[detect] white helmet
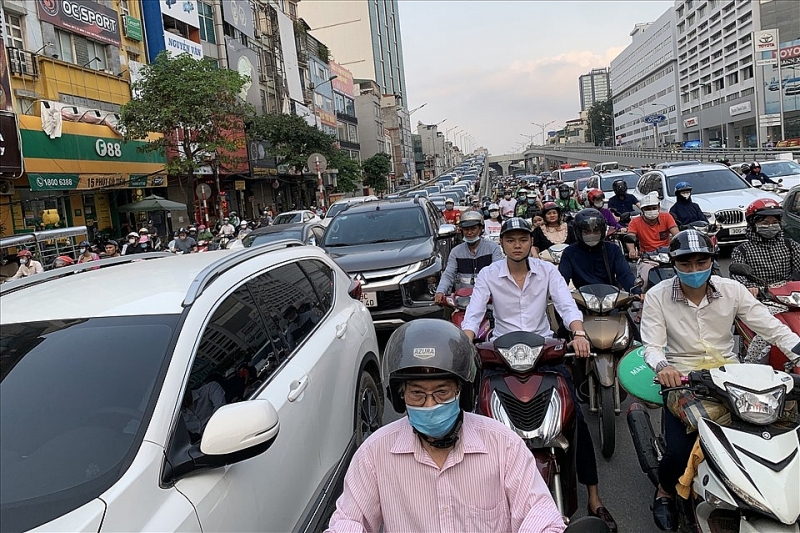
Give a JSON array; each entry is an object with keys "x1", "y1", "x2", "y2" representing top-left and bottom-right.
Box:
[{"x1": 640, "y1": 192, "x2": 660, "y2": 209}]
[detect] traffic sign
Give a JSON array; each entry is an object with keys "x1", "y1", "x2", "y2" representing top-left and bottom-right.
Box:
[
  {"x1": 644, "y1": 114, "x2": 667, "y2": 124},
  {"x1": 307, "y1": 153, "x2": 328, "y2": 173},
  {"x1": 195, "y1": 183, "x2": 212, "y2": 200}
]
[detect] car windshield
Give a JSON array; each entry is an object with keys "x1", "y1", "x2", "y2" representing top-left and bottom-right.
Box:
[
  {"x1": 760, "y1": 161, "x2": 800, "y2": 178},
  {"x1": 563, "y1": 168, "x2": 594, "y2": 180},
  {"x1": 665, "y1": 168, "x2": 749, "y2": 196},
  {"x1": 324, "y1": 207, "x2": 429, "y2": 246},
  {"x1": 243, "y1": 228, "x2": 303, "y2": 247},
  {"x1": 273, "y1": 213, "x2": 300, "y2": 225},
  {"x1": 325, "y1": 203, "x2": 352, "y2": 219},
  {"x1": 600, "y1": 173, "x2": 640, "y2": 192},
  {"x1": 0, "y1": 316, "x2": 178, "y2": 532}
]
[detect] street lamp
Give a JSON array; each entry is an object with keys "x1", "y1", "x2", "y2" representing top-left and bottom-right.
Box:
[
  {"x1": 408, "y1": 103, "x2": 427, "y2": 115},
  {"x1": 531, "y1": 121, "x2": 555, "y2": 146},
  {"x1": 520, "y1": 133, "x2": 535, "y2": 150},
  {"x1": 308, "y1": 75, "x2": 338, "y2": 129}
]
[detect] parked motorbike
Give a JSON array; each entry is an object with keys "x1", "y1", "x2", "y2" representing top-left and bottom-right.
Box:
[
  {"x1": 444, "y1": 286, "x2": 492, "y2": 342},
  {"x1": 571, "y1": 284, "x2": 637, "y2": 458},
  {"x1": 625, "y1": 360, "x2": 800, "y2": 533},
  {"x1": 730, "y1": 262, "x2": 800, "y2": 373},
  {"x1": 475, "y1": 331, "x2": 583, "y2": 517}
]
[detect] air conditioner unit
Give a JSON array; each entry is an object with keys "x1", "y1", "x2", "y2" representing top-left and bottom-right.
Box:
[{"x1": 0, "y1": 180, "x2": 15, "y2": 196}]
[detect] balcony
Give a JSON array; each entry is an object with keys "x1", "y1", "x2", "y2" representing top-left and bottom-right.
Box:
[
  {"x1": 335, "y1": 110, "x2": 358, "y2": 124},
  {"x1": 7, "y1": 47, "x2": 38, "y2": 77}
]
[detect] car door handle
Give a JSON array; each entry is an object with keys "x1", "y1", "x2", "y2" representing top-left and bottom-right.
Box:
[
  {"x1": 287, "y1": 375, "x2": 309, "y2": 402},
  {"x1": 335, "y1": 322, "x2": 348, "y2": 338}
]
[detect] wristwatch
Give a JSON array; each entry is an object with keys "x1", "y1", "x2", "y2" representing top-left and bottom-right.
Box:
[{"x1": 571, "y1": 330, "x2": 587, "y2": 339}]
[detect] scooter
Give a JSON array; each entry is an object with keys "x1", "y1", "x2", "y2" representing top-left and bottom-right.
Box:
[
  {"x1": 571, "y1": 284, "x2": 637, "y2": 458},
  {"x1": 730, "y1": 262, "x2": 800, "y2": 374},
  {"x1": 444, "y1": 286, "x2": 492, "y2": 342},
  {"x1": 540, "y1": 243, "x2": 568, "y2": 265},
  {"x1": 624, "y1": 359, "x2": 800, "y2": 533},
  {"x1": 475, "y1": 332, "x2": 582, "y2": 518}
]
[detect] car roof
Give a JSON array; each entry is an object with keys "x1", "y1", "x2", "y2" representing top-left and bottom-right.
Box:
[
  {"x1": 343, "y1": 198, "x2": 427, "y2": 214},
  {"x1": 656, "y1": 163, "x2": 732, "y2": 176},
  {"x1": 276, "y1": 210, "x2": 310, "y2": 216},
  {"x1": 330, "y1": 195, "x2": 378, "y2": 205},
  {"x1": 248, "y1": 222, "x2": 313, "y2": 236}
]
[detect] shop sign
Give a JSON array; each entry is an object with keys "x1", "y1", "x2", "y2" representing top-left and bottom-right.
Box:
[
  {"x1": 221, "y1": 0, "x2": 254, "y2": 39},
  {"x1": 28, "y1": 173, "x2": 167, "y2": 191},
  {"x1": 754, "y1": 30, "x2": 779, "y2": 52},
  {"x1": 0, "y1": 112, "x2": 24, "y2": 177},
  {"x1": 729, "y1": 101, "x2": 751, "y2": 117},
  {"x1": 683, "y1": 116, "x2": 699, "y2": 128},
  {"x1": 36, "y1": 0, "x2": 121, "y2": 47},
  {"x1": 159, "y1": 0, "x2": 199, "y2": 29},
  {"x1": 165, "y1": 33, "x2": 203, "y2": 60},
  {"x1": 249, "y1": 140, "x2": 277, "y2": 171},
  {"x1": 124, "y1": 15, "x2": 143, "y2": 41}
]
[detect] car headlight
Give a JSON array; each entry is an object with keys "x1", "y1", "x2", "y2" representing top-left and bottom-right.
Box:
[
  {"x1": 498, "y1": 343, "x2": 543, "y2": 372},
  {"x1": 776, "y1": 292, "x2": 800, "y2": 307},
  {"x1": 725, "y1": 384, "x2": 784, "y2": 425},
  {"x1": 406, "y1": 257, "x2": 436, "y2": 275}
]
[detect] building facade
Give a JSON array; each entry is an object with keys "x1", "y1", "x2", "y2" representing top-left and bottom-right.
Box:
[
  {"x1": 579, "y1": 68, "x2": 610, "y2": 111},
  {"x1": 610, "y1": 8, "x2": 681, "y2": 148},
  {"x1": 354, "y1": 79, "x2": 385, "y2": 159},
  {"x1": 330, "y1": 60, "x2": 360, "y2": 162}
]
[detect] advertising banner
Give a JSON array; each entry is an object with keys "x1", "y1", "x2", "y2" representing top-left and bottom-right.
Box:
[
  {"x1": 159, "y1": 0, "x2": 199, "y2": 29},
  {"x1": 28, "y1": 173, "x2": 166, "y2": 191},
  {"x1": 276, "y1": 9, "x2": 304, "y2": 103},
  {"x1": 221, "y1": 0, "x2": 254, "y2": 39},
  {"x1": 36, "y1": 0, "x2": 121, "y2": 47},
  {"x1": 225, "y1": 37, "x2": 261, "y2": 109},
  {"x1": 249, "y1": 140, "x2": 278, "y2": 176},
  {"x1": 165, "y1": 33, "x2": 203, "y2": 60},
  {"x1": 0, "y1": 112, "x2": 24, "y2": 177},
  {"x1": 760, "y1": 38, "x2": 800, "y2": 115},
  {"x1": 329, "y1": 61, "x2": 355, "y2": 97}
]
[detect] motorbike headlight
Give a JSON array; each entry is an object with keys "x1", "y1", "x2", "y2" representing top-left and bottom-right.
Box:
[
  {"x1": 497, "y1": 343, "x2": 543, "y2": 372},
  {"x1": 654, "y1": 252, "x2": 671, "y2": 264},
  {"x1": 580, "y1": 292, "x2": 601, "y2": 312},
  {"x1": 455, "y1": 296, "x2": 471, "y2": 309},
  {"x1": 612, "y1": 321, "x2": 631, "y2": 351},
  {"x1": 725, "y1": 384, "x2": 785, "y2": 425},
  {"x1": 550, "y1": 250, "x2": 563, "y2": 264},
  {"x1": 704, "y1": 212, "x2": 717, "y2": 226},
  {"x1": 776, "y1": 292, "x2": 800, "y2": 307},
  {"x1": 601, "y1": 293, "x2": 618, "y2": 312}
]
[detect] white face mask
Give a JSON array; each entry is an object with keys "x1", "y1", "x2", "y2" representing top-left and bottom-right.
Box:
[
  {"x1": 490, "y1": 210, "x2": 500, "y2": 219},
  {"x1": 79, "y1": 247, "x2": 87, "y2": 255},
  {"x1": 593, "y1": 200, "x2": 604, "y2": 208},
  {"x1": 679, "y1": 192, "x2": 691, "y2": 199},
  {"x1": 19, "y1": 258, "x2": 28, "y2": 265},
  {"x1": 643, "y1": 209, "x2": 659, "y2": 220},
  {"x1": 129, "y1": 238, "x2": 137, "y2": 244}
]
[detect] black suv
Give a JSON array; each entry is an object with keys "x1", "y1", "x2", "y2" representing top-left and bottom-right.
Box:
[{"x1": 321, "y1": 197, "x2": 458, "y2": 329}]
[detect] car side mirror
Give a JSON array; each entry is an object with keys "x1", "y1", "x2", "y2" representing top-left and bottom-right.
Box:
[{"x1": 438, "y1": 224, "x2": 457, "y2": 237}]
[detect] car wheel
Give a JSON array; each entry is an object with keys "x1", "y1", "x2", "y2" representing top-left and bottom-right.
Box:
[{"x1": 356, "y1": 371, "x2": 382, "y2": 446}]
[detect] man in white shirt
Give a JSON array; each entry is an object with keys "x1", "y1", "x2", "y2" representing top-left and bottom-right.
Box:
[
  {"x1": 462, "y1": 217, "x2": 617, "y2": 532},
  {"x1": 8, "y1": 250, "x2": 44, "y2": 280},
  {"x1": 498, "y1": 190, "x2": 517, "y2": 219},
  {"x1": 641, "y1": 229, "x2": 800, "y2": 531}
]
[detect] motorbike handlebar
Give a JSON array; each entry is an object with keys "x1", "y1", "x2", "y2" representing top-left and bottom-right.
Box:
[{"x1": 564, "y1": 352, "x2": 597, "y2": 358}]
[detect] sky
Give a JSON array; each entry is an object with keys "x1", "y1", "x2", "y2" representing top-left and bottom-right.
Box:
[{"x1": 398, "y1": 0, "x2": 674, "y2": 155}]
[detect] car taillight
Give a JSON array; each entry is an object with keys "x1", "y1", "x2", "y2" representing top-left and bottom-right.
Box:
[{"x1": 348, "y1": 279, "x2": 362, "y2": 300}]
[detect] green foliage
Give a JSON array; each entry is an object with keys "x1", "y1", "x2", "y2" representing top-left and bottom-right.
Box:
[
  {"x1": 330, "y1": 151, "x2": 360, "y2": 193},
  {"x1": 362, "y1": 153, "x2": 392, "y2": 193},
  {"x1": 119, "y1": 52, "x2": 252, "y2": 175},
  {"x1": 317, "y1": 43, "x2": 330, "y2": 63},
  {"x1": 587, "y1": 98, "x2": 613, "y2": 147}
]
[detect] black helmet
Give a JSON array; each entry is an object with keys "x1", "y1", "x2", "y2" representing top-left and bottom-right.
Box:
[
  {"x1": 459, "y1": 210, "x2": 484, "y2": 228},
  {"x1": 500, "y1": 217, "x2": 533, "y2": 236},
  {"x1": 740, "y1": 163, "x2": 751, "y2": 174},
  {"x1": 79, "y1": 240, "x2": 90, "y2": 248},
  {"x1": 573, "y1": 208, "x2": 607, "y2": 248},
  {"x1": 558, "y1": 183, "x2": 571, "y2": 199},
  {"x1": 106, "y1": 239, "x2": 118, "y2": 248},
  {"x1": 383, "y1": 319, "x2": 479, "y2": 413},
  {"x1": 612, "y1": 179, "x2": 628, "y2": 196},
  {"x1": 178, "y1": 227, "x2": 187, "y2": 234},
  {"x1": 669, "y1": 229, "x2": 715, "y2": 259},
  {"x1": 750, "y1": 161, "x2": 761, "y2": 171}
]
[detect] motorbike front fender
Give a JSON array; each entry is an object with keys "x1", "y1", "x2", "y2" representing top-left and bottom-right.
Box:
[{"x1": 591, "y1": 352, "x2": 616, "y2": 388}]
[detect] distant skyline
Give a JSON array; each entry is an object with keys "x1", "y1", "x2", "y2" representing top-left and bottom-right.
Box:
[{"x1": 397, "y1": 0, "x2": 674, "y2": 154}]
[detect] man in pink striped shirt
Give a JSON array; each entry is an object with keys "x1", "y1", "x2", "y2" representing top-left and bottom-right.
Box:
[{"x1": 326, "y1": 320, "x2": 566, "y2": 533}]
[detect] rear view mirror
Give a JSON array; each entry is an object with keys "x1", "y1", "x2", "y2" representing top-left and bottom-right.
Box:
[
  {"x1": 201, "y1": 399, "x2": 280, "y2": 456},
  {"x1": 438, "y1": 224, "x2": 457, "y2": 237}
]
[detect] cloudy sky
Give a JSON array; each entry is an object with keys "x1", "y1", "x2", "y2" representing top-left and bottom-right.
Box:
[{"x1": 398, "y1": 0, "x2": 673, "y2": 155}]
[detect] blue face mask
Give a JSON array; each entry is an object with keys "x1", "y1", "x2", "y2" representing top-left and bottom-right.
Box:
[
  {"x1": 406, "y1": 396, "x2": 460, "y2": 438},
  {"x1": 675, "y1": 266, "x2": 712, "y2": 289}
]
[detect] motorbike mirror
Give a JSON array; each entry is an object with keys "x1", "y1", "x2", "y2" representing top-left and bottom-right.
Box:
[
  {"x1": 729, "y1": 262, "x2": 758, "y2": 280},
  {"x1": 563, "y1": 516, "x2": 611, "y2": 533}
]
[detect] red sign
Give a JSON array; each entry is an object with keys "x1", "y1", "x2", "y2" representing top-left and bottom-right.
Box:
[
  {"x1": 329, "y1": 61, "x2": 355, "y2": 98},
  {"x1": 36, "y1": 0, "x2": 121, "y2": 47}
]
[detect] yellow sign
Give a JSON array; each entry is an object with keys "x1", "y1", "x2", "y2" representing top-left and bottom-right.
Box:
[
  {"x1": 95, "y1": 193, "x2": 112, "y2": 230},
  {"x1": 235, "y1": 180, "x2": 246, "y2": 191}
]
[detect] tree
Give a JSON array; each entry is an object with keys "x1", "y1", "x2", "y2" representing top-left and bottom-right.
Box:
[
  {"x1": 362, "y1": 153, "x2": 392, "y2": 194},
  {"x1": 587, "y1": 98, "x2": 613, "y2": 146},
  {"x1": 119, "y1": 52, "x2": 252, "y2": 200},
  {"x1": 247, "y1": 112, "x2": 360, "y2": 193}
]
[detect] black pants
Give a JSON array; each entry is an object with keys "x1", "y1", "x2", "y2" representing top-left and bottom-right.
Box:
[
  {"x1": 658, "y1": 407, "x2": 696, "y2": 495},
  {"x1": 548, "y1": 364, "x2": 599, "y2": 486}
]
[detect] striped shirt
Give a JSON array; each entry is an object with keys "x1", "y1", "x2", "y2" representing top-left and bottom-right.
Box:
[{"x1": 326, "y1": 413, "x2": 565, "y2": 533}]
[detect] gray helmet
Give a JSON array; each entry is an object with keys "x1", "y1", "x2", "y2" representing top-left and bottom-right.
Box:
[
  {"x1": 669, "y1": 229, "x2": 715, "y2": 260},
  {"x1": 383, "y1": 319, "x2": 479, "y2": 413},
  {"x1": 459, "y1": 210, "x2": 484, "y2": 228},
  {"x1": 500, "y1": 217, "x2": 533, "y2": 236}
]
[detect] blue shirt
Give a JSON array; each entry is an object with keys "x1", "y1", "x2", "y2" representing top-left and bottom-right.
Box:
[
  {"x1": 559, "y1": 242, "x2": 640, "y2": 294},
  {"x1": 607, "y1": 194, "x2": 639, "y2": 214}
]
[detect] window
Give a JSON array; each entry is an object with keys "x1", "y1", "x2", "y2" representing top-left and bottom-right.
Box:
[
  {"x1": 120, "y1": 0, "x2": 130, "y2": 16},
  {"x1": 337, "y1": 121, "x2": 347, "y2": 142},
  {"x1": 55, "y1": 29, "x2": 74, "y2": 63},
  {"x1": 347, "y1": 123, "x2": 358, "y2": 144},
  {"x1": 334, "y1": 92, "x2": 346, "y2": 113},
  {"x1": 54, "y1": 29, "x2": 107, "y2": 70},
  {"x1": 300, "y1": 261, "x2": 334, "y2": 311},
  {"x1": 4, "y1": 12, "x2": 23, "y2": 49},
  {"x1": 198, "y1": 1, "x2": 216, "y2": 44},
  {"x1": 344, "y1": 96, "x2": 355, "y2": 116}
]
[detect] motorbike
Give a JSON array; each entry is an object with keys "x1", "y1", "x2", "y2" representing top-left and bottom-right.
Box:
[
  {"x1": 571, "y1": 284, "x2": 637, "y2": 458},
  {"x1": 539, "y1": 243, "x2": 568, "y2": 265},
  {"x1": 730, "y1": 263, "x2": 800, "y2": 374},
  {"x1": 624, "y1": 359, "x2": 800, "y2": 533},
  {"x1": 475, "y1": 331, "x2": 582, "y2": 517},
  {"x1": 444, "y1": 286, "x2": 492, "y2": 342},
  {"x1": 215, "y1": 235, "x2": 233, "y2": 250}
]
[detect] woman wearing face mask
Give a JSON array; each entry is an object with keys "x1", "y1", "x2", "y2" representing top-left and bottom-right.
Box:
[
  {"x1": 76, "y1": 240, "x2": 100, "y2": 263},
  {"x1": 668, "y1": 182, "x2": 708, "y2": 228},
  {"x1": 8, "y1": 249, "x2": 44, "y2": 280},
  {"x1": 730, "y1": 199, "x2": 800, "y2": 363},
  {"x1": 532, "y1": 202, "x2": 576, "y2": 258},
  {"x1": 484, "y1": 203, "x2": 503, "y2": 240}
]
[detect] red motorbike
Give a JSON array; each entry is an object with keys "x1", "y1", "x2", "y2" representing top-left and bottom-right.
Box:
[
  {"x1": 444, "y1": 287, "x2": 492, "y2": 342},
  {"x1": 475, "y1": 332, "x2": 580, "y2": 517},
  {"x1": 730, "y1": 263, "x2": 800, "y2": 373}
]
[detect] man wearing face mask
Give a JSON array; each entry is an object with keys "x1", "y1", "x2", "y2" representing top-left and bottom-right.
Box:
[
  {"x1": 121, "y1": 232, "x2": 140, "y2": 255},
  {"x1": 626, "y1": 192, "x2": 679, "y2": 260},
  {"x1": 641, "y1": 229, "x2": 800, "y2": 531},
  {"x1": 8, "y1": 250, "x2": 44, "y2": 280},
  {"x1": 668, "y1": 182, "x2": 708, "y2": 227},
  {"x1": 325, "y1": 320, "x2": 566, "y2": 533},
  {"x1": 730, "y1": 199, "x2": 800, "y2": 363},
  {"x1": 556, "y1": 183, "x2": 581, "y2": 213},
  {"x1": 606, "y1": 180, "x2": 639, "y2": 217},
  {"x1": 434, "y1": 211, "x2": 503, "y2": 304},
  {"x1": 498, "y1": 189, "x2": 516, "y2": 218},
  {"x1": 173, "y1": 228, "x2": 198, "y2": 254},
  {"x1": 76, "y1": 240, "x2": 100, "y2": 263},
  {"x1": 441, "y1": 199, "x2": 461, "y2": 225}
]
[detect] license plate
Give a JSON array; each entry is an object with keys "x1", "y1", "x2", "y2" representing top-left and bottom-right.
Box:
[
  {"x1": 728, "y1": 227, "x2": 747, "y2": 235},
  {"x1": 360, "y1": 291, "x2": 378, "y2": 308}
]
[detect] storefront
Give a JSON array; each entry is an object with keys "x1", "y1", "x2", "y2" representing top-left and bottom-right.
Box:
[{"x1": 1, "y1": 115, "x2": 166, "y2": 238}]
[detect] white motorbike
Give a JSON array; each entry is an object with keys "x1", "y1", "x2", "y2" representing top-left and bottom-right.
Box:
[{"x1": 627, "y1": 363, "x2": 800, "y2": 533}]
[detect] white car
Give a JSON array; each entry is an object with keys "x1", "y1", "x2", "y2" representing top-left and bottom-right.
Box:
[
  {"x1": 758, "y1": 160, "x2": 800, "y2": 192},
  {"x1": 633, "y1": 163, "x2": 783, "y2": 244},
  {"x1": 0, "y1": 246, "x2": 381, "y2": 532},
  {"x1": 273, "y1": 210, "x2": 321, "y2": 225}
]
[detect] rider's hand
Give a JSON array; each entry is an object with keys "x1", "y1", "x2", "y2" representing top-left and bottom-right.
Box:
[
  {"x1": 530, "y1": 249, "x2": 540, "y2": 259},
  {"x1": 747, "y1": 287, "x2": 759, "y2": 297},
  {"x1": 657, "y1": 365, "x2": 683, "y2": 388},
  {"x1": 569, "y1": 336, "x2": 591, "y2": 358},
  {"x1": 434, "y1": 292, "x2": 446, "y2": 305},
  {"x1": 628, "y1": 248, "x2": 639, "y2": 260}
]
